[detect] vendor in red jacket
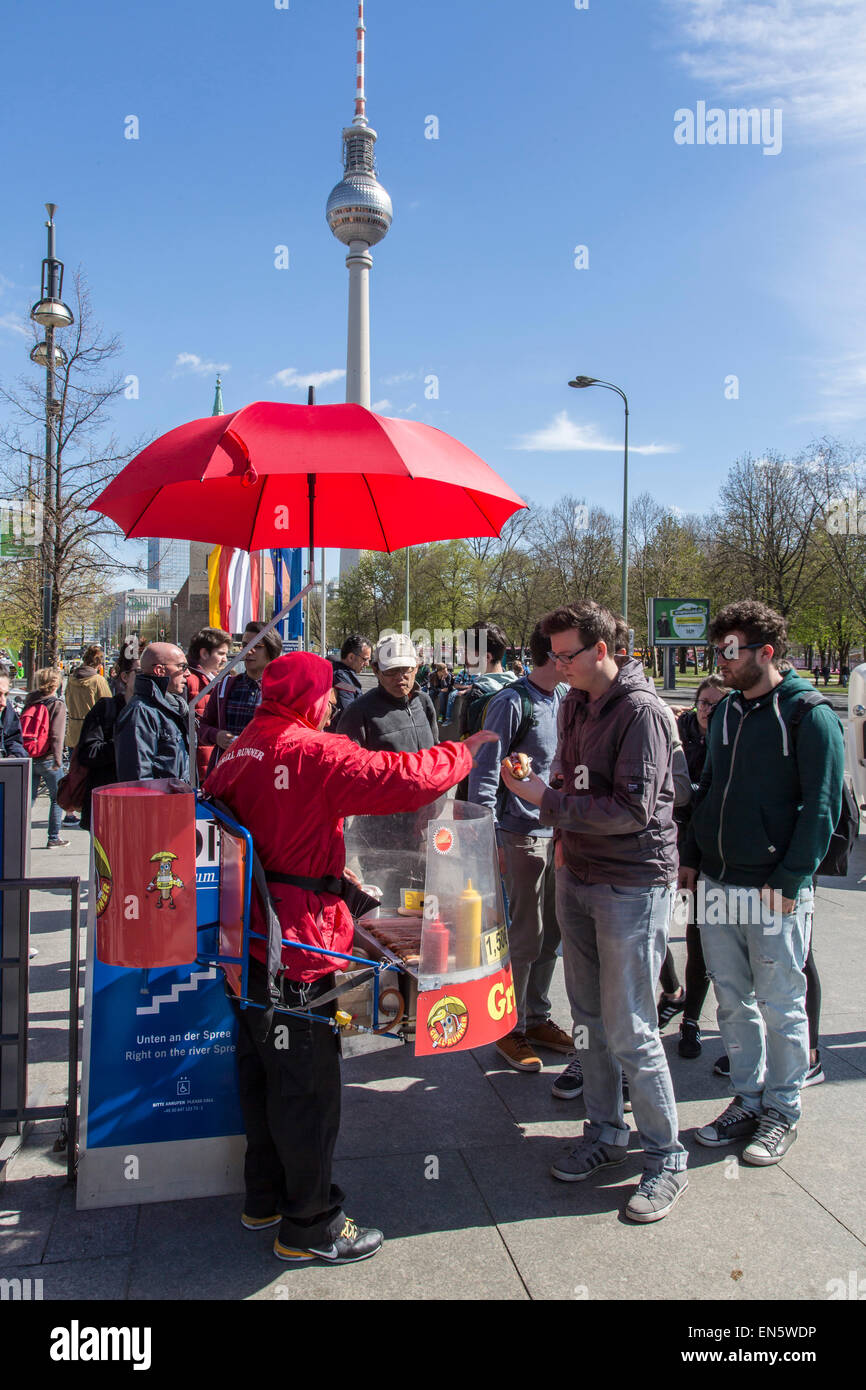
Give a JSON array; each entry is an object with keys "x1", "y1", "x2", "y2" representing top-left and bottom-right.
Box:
[{"x1": 204, "y1": 651, "x2": 495, "y2": 1267}]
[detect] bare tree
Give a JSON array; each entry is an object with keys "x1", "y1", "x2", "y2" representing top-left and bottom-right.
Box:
[{"x1": 0, "y1": 272, "x2": 147, "y2": 662}]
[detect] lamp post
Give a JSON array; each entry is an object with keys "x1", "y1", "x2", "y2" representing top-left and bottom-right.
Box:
[
  {"x1": 30, "y1": 204, "x2": 73, "y2": 667},
  {"x1": 568, "y1": 376, "x2": 629, "y2": 622}
]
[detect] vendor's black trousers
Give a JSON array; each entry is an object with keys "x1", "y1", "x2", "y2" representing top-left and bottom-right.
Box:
[{"x1": 231, "y1": 963, "x2": 346, "y2": 1248}]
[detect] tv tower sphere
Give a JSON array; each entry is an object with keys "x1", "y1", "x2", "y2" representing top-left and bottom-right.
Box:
[{"x1": 326, "y1": 163, "x2": 392, "y2": 247}]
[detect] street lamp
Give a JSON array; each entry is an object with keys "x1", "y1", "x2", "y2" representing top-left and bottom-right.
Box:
[
  {"x1": 568, "y1": 375, "x2": 629, "y2": 621},
  {"x1": 30, "y1": 203, "x2": 73, "y2": 666}
]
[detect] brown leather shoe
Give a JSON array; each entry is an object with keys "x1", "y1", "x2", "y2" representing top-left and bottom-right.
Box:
[
  {"x1": 525, "y1": 1020, "x2": 574, "y2": 1055},
  {"x1": 495, "y1": 1031, "x2": 543, "y2": 1072}
]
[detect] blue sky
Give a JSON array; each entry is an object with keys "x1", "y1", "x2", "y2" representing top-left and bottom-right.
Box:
[{"x1": 1, "y1": 0, "x2": 864, "y2": 585}]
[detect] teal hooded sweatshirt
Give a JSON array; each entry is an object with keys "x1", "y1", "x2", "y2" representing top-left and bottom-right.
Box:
[{"x1": 681, "y1": 669, "x2": 844, "y2": 899}]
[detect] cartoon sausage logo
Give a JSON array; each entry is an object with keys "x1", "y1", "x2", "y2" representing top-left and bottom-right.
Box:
[
  {"x1": 432, "y1": 827, "x2": 454, "y2": 855},
  {"x1": 426, "y1": 994, "x2": 469, "y2": 1049},
  {"x1": 94, "y1": 836, "x2": 112, "y2": 917},
  {"x1": 146, "y1": 851, "x2": 185, "y2": 910}
]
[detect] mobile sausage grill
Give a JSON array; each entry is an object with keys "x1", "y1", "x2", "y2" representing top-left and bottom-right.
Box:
[{"x1": 91, "y1": 785, "x2": 516, "y2": 1057}]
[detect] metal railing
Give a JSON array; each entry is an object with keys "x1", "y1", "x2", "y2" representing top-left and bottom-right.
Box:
[{"x1": 0, "y1": 876, "x2": 81, "y2": 1183}]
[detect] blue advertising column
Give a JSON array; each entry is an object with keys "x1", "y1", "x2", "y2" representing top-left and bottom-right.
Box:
[{"x1": 77, "y1": 798, "x2": 244, "y2": 1209}]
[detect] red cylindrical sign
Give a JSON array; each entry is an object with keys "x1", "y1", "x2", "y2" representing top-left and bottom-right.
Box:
[{"x1": 93, "y1": 781, "x2": 197, "y2": 968}]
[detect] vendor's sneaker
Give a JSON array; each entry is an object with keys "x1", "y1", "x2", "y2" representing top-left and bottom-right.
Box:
[
  {"x1": 61, "y1": 815, "x2": 79, "y2": 827},
  {"x1": 525, "y1": 1019, "x2": 574, "y2": 1055},
  {"x1": 241, "y1": 1211, "x2": 281, "y2": 1230},
  {"x1": 550, "y1": 1134, "x2": 628, "y2": 1182},
  {"x1": 47, "y1": 838, "x2": 70, "y2": 848},
  {"x1": 495, "y1": 1031, "x2": 542, "y2": 1072},
  {"x1": 678, "y1": 1020, "x2": 702, "y2": 1059},
  {"x1": 274, "y1": 1216, "x2": 383, "y2": 1264},
  {"x1": 625, "y1": 1168, "x2": 688, "y2": 1223},
  {"x1": 695, "y1": 1097, "x2": 760, "y2": 1148},
  {"x1": 803, "y1": 1052, "x2": 825, "y2": 1088},
  {"x1": 742, "y1": 1109, "x2": 798, "y2": 1166},
  {"x1": 551, "y1": 1056, "x2": 584, "y2": 1099}
]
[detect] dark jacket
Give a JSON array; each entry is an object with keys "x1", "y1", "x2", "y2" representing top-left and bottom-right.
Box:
[
  {"x1": 539, "y1": 658, "x2": 678, "y2": 886},
  {"x1": 678, "y1": 708, "x2": 709, "y2": 786},
  {"x1": 114, "y1": 673, "x2": 190, "y2": 782},
  {"x1": 337, "y1": 683, "x2": 439, "y2": 754},
  {"x1": 21, "y1": 692, "x2": 66, "y2": 765},
  {"x1": 77, "y1": 693, "x2": 125, "y2": 830},
  {"x1": 329, "y1": 661, "x2": 363, "y2": 730},
  {"x1": 0, "y1": 701, "x2": 26, "y2": 759},
  {"x1": 680, "y1": 670, "x2": 845, "y2": 899}
]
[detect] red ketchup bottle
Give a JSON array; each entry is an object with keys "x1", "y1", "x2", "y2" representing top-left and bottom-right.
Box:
[{"x1": 420, "y1": 917, "x2": 450, "y2": 976}]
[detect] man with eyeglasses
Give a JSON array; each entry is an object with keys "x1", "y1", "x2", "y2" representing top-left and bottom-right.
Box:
[
  {"x1": 114, "y1": 642, "x2": 191, "y2": 782},
  {"x1": 679, "y1": 600, "x2": 844, "y2": 1164},
  {"x1": 501, "y1": 600, "x2": 687, "y2": 1222}
]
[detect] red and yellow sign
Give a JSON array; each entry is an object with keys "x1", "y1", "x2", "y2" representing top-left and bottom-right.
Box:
[{"x1": 415, "y1": 964, "x2": 515, "y2": 1056}]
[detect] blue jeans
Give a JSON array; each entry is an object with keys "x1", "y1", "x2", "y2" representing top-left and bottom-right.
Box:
[
  {"x1": 555, "y1": 870, "x2": 686, "y2": 1172},
  {"x1": 31, "y1": 757, "x2": 63, "y2": 841},
  {"x1": 699, "y1": 875, "x2": 812, "y2": 1125}
]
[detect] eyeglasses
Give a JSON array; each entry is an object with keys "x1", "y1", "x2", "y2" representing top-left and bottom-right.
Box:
[
  {"x1": 551, "y1": 644, "x2": 593, "y2": 665},
  {"x1": 697, "y1": 697, "x2": 719, "y2": 710},
  {"x1": 711, "y1": 642, "x2": 765, "y2": 660}
]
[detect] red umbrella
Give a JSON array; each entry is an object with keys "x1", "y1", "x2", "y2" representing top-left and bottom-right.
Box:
[{"x1": 90, "y1": 402, "x2": 526, "y2": 550}]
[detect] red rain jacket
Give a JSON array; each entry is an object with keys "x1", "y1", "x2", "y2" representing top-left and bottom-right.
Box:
[{"x1": 204, "y1": 652, "x2": 472, "y2": 982}]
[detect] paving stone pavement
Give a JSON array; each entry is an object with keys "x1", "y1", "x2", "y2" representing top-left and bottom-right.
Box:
[{"x1": 1, "y1": 791, "x2": 864, "y2": 1302}]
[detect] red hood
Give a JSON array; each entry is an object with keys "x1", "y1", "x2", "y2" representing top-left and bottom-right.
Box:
[{"x1": 258, "y1": 652, "x2": 333, "y2": 728}]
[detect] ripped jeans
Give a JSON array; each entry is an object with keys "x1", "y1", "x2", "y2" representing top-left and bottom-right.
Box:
[{"x1": 699, "y1": 875, "x2": 813, "y2": 1125}]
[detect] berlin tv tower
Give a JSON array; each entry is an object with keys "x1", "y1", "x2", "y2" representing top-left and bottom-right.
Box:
[{"x1": 327, "y1": 0, "x2": 392, "y2": 577}]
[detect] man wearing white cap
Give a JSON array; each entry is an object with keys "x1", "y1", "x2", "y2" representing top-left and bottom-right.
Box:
[{"x1": 337, "y1": 633, "x2": 439, "y2": 753}]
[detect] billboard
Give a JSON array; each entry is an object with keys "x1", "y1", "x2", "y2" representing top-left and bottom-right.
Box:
[{"x1": 648, "y1": 598, "x2": 710, "y2": 647}]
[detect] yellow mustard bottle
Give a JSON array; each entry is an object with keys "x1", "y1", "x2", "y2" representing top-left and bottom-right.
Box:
[{"x1": 456, "y1": 879, "x2": 482, "y2": 970}]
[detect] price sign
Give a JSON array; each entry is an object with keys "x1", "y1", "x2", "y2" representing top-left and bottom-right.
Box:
[{"x1": 482, "y1": 925, "x2": 508, "y2": 967}]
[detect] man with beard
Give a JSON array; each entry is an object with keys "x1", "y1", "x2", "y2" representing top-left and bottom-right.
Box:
[{"x1": 679, "y1": 601, "x2": 844, "y2": 1165}]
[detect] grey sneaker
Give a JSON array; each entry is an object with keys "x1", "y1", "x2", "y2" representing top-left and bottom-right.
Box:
[
  {"x1": 742, "y1": 1108, "x2": 798, "y2": 1166},
  {"x1": 695, "y1": 1097, "x2": 760, "y2": 1147},
  {"x1": 550, "y1": 1132, "x2": 628, "y2": 1183},
  {"x1": 626, "y1": 1168, "x2": 688, "y2": 1223}
]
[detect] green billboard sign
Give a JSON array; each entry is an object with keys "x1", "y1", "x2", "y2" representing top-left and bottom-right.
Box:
[{"x1": 648, "y1": 598, "x2": 710, "y2": 646}]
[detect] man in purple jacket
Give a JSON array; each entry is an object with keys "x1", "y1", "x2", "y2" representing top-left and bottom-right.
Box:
[{"x1": 501, "y1": 599, "x2": 687, "y2": 1223}]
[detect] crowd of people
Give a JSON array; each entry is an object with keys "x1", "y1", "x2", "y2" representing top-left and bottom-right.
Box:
[
  {"x1": 320, "y1": 600, "x2": 846, "y2": 1235},
  {"x1": 5, "y1": 595, "x2": 850, "y2": 1259}
]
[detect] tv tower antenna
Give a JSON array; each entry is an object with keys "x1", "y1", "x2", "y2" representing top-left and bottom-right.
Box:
[{"x1": 326, "y1": 0, "x2": 393, "y2": 576}]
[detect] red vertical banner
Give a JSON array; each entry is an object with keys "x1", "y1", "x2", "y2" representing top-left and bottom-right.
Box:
[{"x1": 93, "y1": 781, "x2": 197, "y2": 968}]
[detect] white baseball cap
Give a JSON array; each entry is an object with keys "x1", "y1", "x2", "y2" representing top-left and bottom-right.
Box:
[{"x1": 375, "y1": 633, "x2": 418, "y2": 671}]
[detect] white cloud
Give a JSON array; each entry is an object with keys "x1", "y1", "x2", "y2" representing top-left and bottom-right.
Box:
[
  {"x1": 371, "y1": 398, "x2": 392, "y2": 412},
  {"x1": 382, "y1": 370, "x2": 420, "y2": 386},
  {"x1": 795, "y1": 351, "x2": 866, "y2": 424},
  {"x1": 514, "y1": 412, "x2": 678, "y2": 455},
  {"x1": 0, "y1": 312, "x2": 29, "y2": 338},
  {"x1": 271, "y1": 367, "x2": 346, "y2": 392},
  {"x1": 175, "y1": 352, "x2": 230, "y2": 376},
  {"x1": 664, "y1": 0, "x2": 866, "y2": 142}
]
